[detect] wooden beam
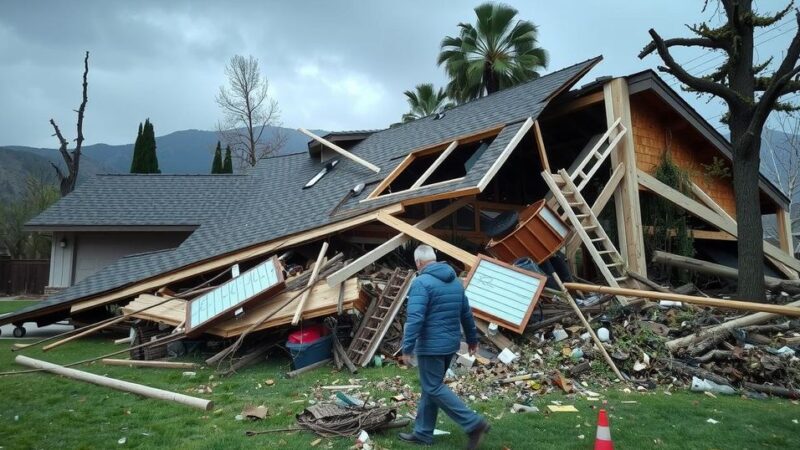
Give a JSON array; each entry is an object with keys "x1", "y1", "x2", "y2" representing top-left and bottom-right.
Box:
[
  {"x1": 410, "y1": 141, "x2": 459, "y2": 189},
  {"x1": 366, "y1": 153, "x2": 415, "y2": 199},
  {"x1": 477, "y1": 118, "x2": 534, "y2": 191},
  {"x1": 652, "y1": 250, "x2": 800, "y2": 294},
  {"x1": 543, "y1": 90, "x2": 605, "y2": 119},
  {"x1": 690, "y1": 230, "x2": 737, "y2": 241},
  {"x1": 70, "y1": 204, "x2": 403, "y2": 314},
  {"x1": 592, "y1": 162, "x2": 625, "y2": 216},
  {"x1": 777, "y1": 207, "x2": 795, "y2": 256},
  {"x1": 291, "y1": 242, "x2": 328, "y2": 325},
  {"x1": 637, "y1": 169, "x2": 800, "y2": 273},
  {"x1": 376, "y1": 212, "x2": 478, "y2": 268},
  {"x1": 326, "y1": 197, "x2": 473, "y2": 286},
  {"x1": 298, "y1": 128, "x2": 380, "y2": 173},
  {"x1": 399, "y1": 187, "x2": 481, "y2": 206},
  {"x1": 533, "y1": 121, "x2": 551, "y2": 172},
  {"x1": 604, "y1": 78, "x2": 647, "y2": 276},
  {"x1": 563, "y1": 282, "x2": 800, "y2": 317},
  {"x1": 691, "y1": 182, "x2": 735, "y2": 224},
  {"x1": 101, "y1": 359, "x2": 199, "y2": 369}
]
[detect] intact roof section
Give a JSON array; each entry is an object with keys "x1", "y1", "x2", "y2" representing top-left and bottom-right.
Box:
[
  {"x1": 27, "y1": 174, "x2": 249, "y2": 228},
  {"x1": 625, "y1": 70, "x2": 790, "y2": 209}
]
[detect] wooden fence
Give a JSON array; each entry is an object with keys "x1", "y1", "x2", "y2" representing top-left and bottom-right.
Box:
[{"x1": 0, "y1": 259, "x2": 49, "y2": 295}]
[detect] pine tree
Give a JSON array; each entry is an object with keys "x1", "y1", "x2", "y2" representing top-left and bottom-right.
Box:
[
  {"x1": 130, "y1": 122, "x2": 143, "y2": 173},
  {"x1": 222, "y1": 145, "x2": 233, "y2": 173},
  {"x1": 211, "y1": 141, "x2": 223, "y2": 174}
]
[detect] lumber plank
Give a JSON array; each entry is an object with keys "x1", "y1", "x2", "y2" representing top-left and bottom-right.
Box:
[
  {"x1": 637, "y1": 169, "x2": 800, "y2": 273},
  {"x1": 298, "y1": 128, "x2": 380, "y2": 173},
  {"x1": 533, "y1": 121, "x2": 551, "y2": 173},
  {"x1": 592, "y1": 162, "x2": 625, "y2": 216},
  {"x1": 69, "y1": 205, "x2": 402, "y2": 314},
  {"x1": 375, "y1": 212, "x2": 478, "y2": 268},
  {"x1": 291, "y1": 242, "x2": 328, "y2": 325},
  {"x1": 410, "y1": 141, "x2": 459, "y2": 189},
  {"x1": 477, "y1": 118, "x2": 534, "y2": 191},
  {"x1": 123, "y1": 279, "x2": 361, "y2": 338},
  {"x1": 564, "y1": 282, "x2": 800, "y2": 317},
  {"x1": 326, "y1": 197, "x2": 472, "y2": 286},
  {"x1": 101, "y1": 359, "x2": 199, "y2": 369}
]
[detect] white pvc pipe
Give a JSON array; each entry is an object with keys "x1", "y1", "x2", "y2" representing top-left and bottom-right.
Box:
[{"x1": 15, "y1": 355, "x2": 213, "y2": 411}]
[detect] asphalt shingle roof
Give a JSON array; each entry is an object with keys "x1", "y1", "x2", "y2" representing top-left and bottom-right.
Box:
[
  {"x1": 28, "y1": 174, "x2": 248, "y2": 227},
  {"x1": 5, "y1": 57, "x2": 601, "y2": 324}
]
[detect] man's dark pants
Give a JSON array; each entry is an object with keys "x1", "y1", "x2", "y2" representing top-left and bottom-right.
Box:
[{"x1": 412, "y1": 354, "x2": 483, "y2": 444}]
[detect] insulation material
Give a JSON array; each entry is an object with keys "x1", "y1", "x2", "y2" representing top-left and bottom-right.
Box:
[{"x1": 464, "y1": 255, "x2": 547, "y2": 334}]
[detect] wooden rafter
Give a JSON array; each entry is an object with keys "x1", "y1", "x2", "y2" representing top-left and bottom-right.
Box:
[
  {"x1": 533, "y1": 120, "x2": 551, "y2": 172},
  {"x1": 637, "y1": 169, "x2": 800, "y2": 273},
  {"x1": 326, "y1": 197, "x2": 472, "y2": 286},
  {"x1": 299, "y1": 128, "x2": 380, "y2": 173},
  {"x1": 375, "y1": 212, "x2": 478, "y2": 268},
  {"x1": 477, "y1": 118, "x2": 534, "y2": 191},
  {"x1": 410, "y1": 141, "x2": 459, "y2": 189}
]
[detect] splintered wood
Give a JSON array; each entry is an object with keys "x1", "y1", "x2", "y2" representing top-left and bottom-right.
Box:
[{"x1": 122, "y1": 278, "x2": 363, "y2": 338}]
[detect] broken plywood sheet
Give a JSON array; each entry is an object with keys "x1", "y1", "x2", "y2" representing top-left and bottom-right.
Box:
[
  {"x1": 185, "y1": 256, "x2": 284, "y2": 336},
  {"x1": 123, "y1": 278, "x2": 362, "y2": 338},
  {"x1": 464, "y1": 255, "x2": 547, "y2": 334}
]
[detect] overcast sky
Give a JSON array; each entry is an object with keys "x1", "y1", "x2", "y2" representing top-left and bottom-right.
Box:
[{"x1": 1, "y1": 1, "x2": 796, "y2": 147}]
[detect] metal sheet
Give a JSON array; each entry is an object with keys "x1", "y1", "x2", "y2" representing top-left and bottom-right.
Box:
[{"x1": 464, "y1": 255, "x2": 547, "y2": 334}]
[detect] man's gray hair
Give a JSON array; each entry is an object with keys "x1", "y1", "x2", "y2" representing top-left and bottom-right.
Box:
[{"x1": 414, "y1": 245, "x2": 437, "y2": 264}]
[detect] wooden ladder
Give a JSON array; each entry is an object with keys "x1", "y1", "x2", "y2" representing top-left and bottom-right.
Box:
[
  {"x1": 543, "y1": 169, "x2": 631, "y2": 298},
  {"x1": 347, "y1": 268, "x2": 414, "y2": 367},
  {"x1": 546, "y1": 118, "x2": 627, "y2": 214}
]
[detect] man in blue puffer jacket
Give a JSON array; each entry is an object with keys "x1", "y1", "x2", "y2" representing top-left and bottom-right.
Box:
[{"x1": 398, "y1": 245, "x2": 490, "y2": 449}]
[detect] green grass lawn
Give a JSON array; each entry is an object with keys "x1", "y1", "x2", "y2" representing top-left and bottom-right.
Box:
[
  {"x1": 0, "y1": 337, "x2": 798, "y2": 449},
  {"x1": 0, "y1": 300, "x2": 38, "y2": 315}
]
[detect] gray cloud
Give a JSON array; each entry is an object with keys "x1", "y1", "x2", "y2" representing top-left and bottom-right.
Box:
[{"x1": 0, "y1": 1, "x2": 792, "y2": 147}]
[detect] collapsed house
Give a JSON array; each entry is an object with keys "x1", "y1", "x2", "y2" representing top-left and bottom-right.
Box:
[{"x1": 4, "y1": 56, "x2": 800, "y2": 381}]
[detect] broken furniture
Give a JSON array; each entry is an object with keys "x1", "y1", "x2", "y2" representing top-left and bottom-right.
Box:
[{"x1": 486, "y1": 199, "x2": 571, "y2": 264}]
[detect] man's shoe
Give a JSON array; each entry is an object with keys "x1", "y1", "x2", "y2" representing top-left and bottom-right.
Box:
[
  {"x1": 466, "y1": 420, "x2": 490, "y2": 450},
  {"x1": 398, "y1": 432, "x2": 431, "y2": 446}
]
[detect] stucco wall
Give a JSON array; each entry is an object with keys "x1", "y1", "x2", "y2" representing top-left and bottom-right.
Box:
[{"x1": 48, "y1": 231, "x2": 190, "y2": 287}]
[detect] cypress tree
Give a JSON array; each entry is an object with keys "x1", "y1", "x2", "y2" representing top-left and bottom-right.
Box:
[
  {"x1": 142, "y1": 119, "x2": 160, "y2": 174},
  {"x1": 130, "y1": 122, "x2": 143, "y2": 173},
  {"x1": 211, "y1": 141, "x2": 223, "y2": 174},
  {"x1": 222, "y1": 145, "x2": 233, "y2": 173}
]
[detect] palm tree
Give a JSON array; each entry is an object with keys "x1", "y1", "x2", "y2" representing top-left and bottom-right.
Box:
[
  {"x1": 401, "y1": 83, "x2": 454, "y2": 122},
  {"x1": 437, "y1": 2, "x2": 548, "y2": 103}
]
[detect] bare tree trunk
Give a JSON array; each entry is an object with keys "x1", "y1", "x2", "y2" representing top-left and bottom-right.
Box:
[{"x1": 50, "y1": 51, "x2": 89, "y2": 197}]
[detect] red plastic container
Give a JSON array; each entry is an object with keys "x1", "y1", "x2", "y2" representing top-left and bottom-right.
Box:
[{"x1": 288, "y1": 324, "x2": 327, "y2": 344}]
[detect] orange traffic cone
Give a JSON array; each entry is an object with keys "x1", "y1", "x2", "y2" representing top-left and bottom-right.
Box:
[{"x1": 594, "y1": 408, "x2": 614, "y2": 450}]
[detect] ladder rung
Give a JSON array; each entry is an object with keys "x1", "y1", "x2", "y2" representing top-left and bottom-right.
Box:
[
  {"x1": 614, "y1": 276, "x2": 629, "y2": 282},
  {"x1": 583, "y1": 225, "x2": 598, "y2": 230},
  {"x1": 568, "y1": 202, "x2": 582, "y2": 207},
  {"x1": 598, "y1": 250, "x2": 614, "y2": 254},
  {"x1": 591, "y1": 237, "x2": 606, "y2": 242},
  {"x1": 351, "y1": 349, "x2": 365, "y2": 354},
  {"x1": 365, "y1": 326, "x2": 378, "y2": 332},
  {"x1": 606, "y1": 262, "x2": 624, "y2": 267},
  {"x1": 575, "y1": 214, "x2": 589, "y2": 219}
]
